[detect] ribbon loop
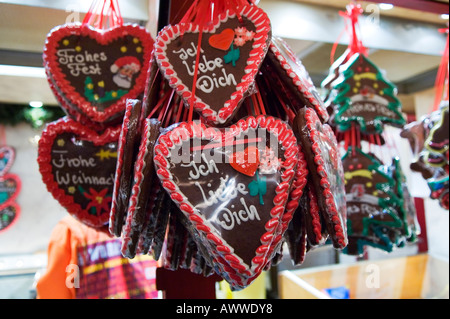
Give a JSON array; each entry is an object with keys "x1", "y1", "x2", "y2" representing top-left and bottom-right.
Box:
[{"x1": 82, "y1": 0, "x2": 123, "y2": 29}]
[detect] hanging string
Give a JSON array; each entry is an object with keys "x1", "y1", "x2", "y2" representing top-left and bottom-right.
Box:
[
  {"x1": 432, "y1": 28, "x2": 449, "y2": 112},
  {"x1": 82, "y1": 0, "x2": 123, "y2": 29},
  {"x1": 179, "y1": 0, "x2": 253, "y2": 121},
  {"x1": 344, "y1": 131, "x2": 350, "y2": 152},
  {"x1": 351, "y1": 123, "x2": 356, "y2": 156},
  {"x1": 331, "y1": 2, "x2": 367, "y2": 65},
  {"x1": 255, "y1": 84, "x2": 267, "y2": 115}
]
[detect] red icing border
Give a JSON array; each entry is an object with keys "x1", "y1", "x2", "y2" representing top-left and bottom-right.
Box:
[
  {"x1": 43, "y1": 23, "x2": 154, "y2": 124},
  {"x1": 37, "y1": 117, "x2": 121, "y2": 228},
  {"x1": 154, "y1": 5, "x2": 271, "y2": 125},
  {"x1": 268, "y1": 38, "x2": 329, "y2": 123},
  {"x1": 304, "y1": 108, "x2": 347, "y2": 249},
  {"x1": 154, "y1": 115, "x2": 298, "y2": 284},
  {"x1": 266, "y1": 144, "x2": 308, "y2": 260},
  {"x1": 307, "y1": 182, "x2": 324, "y2": 245},
  {"x1": 120, "y1": 118, "x2": 161, "y2": 257}
]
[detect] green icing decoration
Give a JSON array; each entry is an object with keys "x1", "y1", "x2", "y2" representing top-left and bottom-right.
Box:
[{"x1": 332, "y1": 53, "x2": 405, "y2": 133}]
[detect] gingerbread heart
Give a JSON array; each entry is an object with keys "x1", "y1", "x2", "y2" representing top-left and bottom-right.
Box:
[
  {"x1": 0, "y1": 146, "x2": 15, "y2": 177},
  {"x1": 154, "y1": 115, "x2": 298, "y2": 288},
  {"x1": 0, "y1": 202, "x2": 20, "y2": 233},
  {"x1": 0, "y1": 173, "x2": 21, "y2": 210},
  {"x1": 265, "y1": 37, "x2": 329, "y2": 123},
  {"x1": 294, "y1": 108, "x2": 348, "y2": 249},
  {"x1": 155, "y1": 5, "x2": 271, "y2": 126},
  {"x1": 38, "y1": 117, "x2": 120, "y2": 228},
  {"x1": 43, "y1": 23, "x2": 154, "y2": 125}
]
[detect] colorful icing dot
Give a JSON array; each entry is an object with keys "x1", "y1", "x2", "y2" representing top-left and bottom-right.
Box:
[
  {"x1": 133, "y1": 38, "x2": 139, "y2": 44},
  {"x1": 57, "y1": 139, "x2": 65, "y2": 147},
  {"x1": 111, "y1": 91, "x2": 118, "y2": 98},
  {"x1": 353, "y1": 88, "x2": 359, "y2": 93},
  {"x1": 136, "y1": 46, "x2": 142, "y2": 53},
  {"x1": 379, "y1": 91, "x2": 384, "y2": 95},
  {"x1": 356, "y1": 81, "x2": 361, "y2": 87},
  {"x1": 94, "y1": 94, "x2": 99, "y2": 100},
  {"x1": 374, "y1": 83, "x2": 379, "y2": 89},
  {"x1": 97, "y1": 81, "x2": 105, "y2": 88},
  {"x1": 121, "y1": 46, "x2": 127, "y2": 53},
  {"x1": 63, "y1": 39, "x2": 69, "y2": 46},
  {"x1": 87, "y1": 83, "x2": 94, "y2": 90},
  {"x1": 366, "y1": 182, "x2": 373, "y2": 188},
  {"x1": 75, "y1": 46, "x2": 82, "y2": 52},
  {"x1": 68, "y1": 186, "x2": 76, "y2": 194}
]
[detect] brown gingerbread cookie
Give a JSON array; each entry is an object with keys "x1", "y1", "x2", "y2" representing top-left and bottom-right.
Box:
[
  {"x1": 293, "y1": 108, "x2": 348, "y2": 249},
  {"x1": 120, "y1": 118, "x2": 162, "y2": 258},
  {"x1": 109, "y1": 99, "x2": 144, "y2": 237}
]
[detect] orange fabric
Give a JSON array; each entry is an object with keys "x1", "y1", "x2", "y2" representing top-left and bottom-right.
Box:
[{"x1": 36, "y1": 215, "x2": 157, "y2": 299}]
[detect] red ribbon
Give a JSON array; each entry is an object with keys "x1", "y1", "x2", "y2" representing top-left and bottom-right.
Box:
[
  {"x1": 178, "y1": 0, "x2": 253, "y2": 121},
  {"x1": 330, "y1": 3, "x2": 368, "y2": 65},
  {"x1": 432, "y1": 28, "x2": 449, "y2": 112},
  {"x1": 82, "y1": 0, "x2": 123, "y2": 29}
]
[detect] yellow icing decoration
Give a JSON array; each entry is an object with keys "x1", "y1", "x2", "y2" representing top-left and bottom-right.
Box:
[
  {"x1": 95, "y1": 149, "x2": 118, "y2": 160},
  {"x1": 344, "y1": 169, "x2": 373, "y2": 181},
  {"x1": 353, "y1": 72, "x2": 376, "y2": 81}
]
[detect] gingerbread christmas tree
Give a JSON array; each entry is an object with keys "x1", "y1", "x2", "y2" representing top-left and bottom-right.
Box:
[{"x1": 333, "y1": 53, "x2": 405, "y2": 134}]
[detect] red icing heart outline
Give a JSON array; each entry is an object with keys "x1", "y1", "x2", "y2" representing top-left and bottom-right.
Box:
[
  {"x1": 229, "y1": 146, "x2": 260, "y2": 177},
  {"x1": 155, "y1": 5, "x2": 271, "y2": 126},
  {"x1": 0, "y1": 146, "x2": 15, "y2": 177},
  {"x1": 0, "y1": 173, "x2": 21, "y2": 210},
  {"x1": 209, "y1": 28, "x2": 235, "y2": 51},
  {"x1": 43, "y1": 23, "x2": 153, "y2": 124},
  {"x1": 37, "y1": 117, "x2": 121, "y2": 228},
  {"x1": 154, "y1": 115, "x2": 299, "y2": 288}
]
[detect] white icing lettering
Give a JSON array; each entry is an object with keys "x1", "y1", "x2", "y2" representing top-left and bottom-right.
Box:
[
  {"x1": 197, "y1": 69, "x2": 237, "y2": 94},
  {"x1": 195, "y1": 175, "x2": 248, "y2": 207},
  {"x1": 172, "y1": 41, "x2": 236, "y2": 94},
  {"x1": 180, "y1": 153, "x2": 219, "y2": 180},
  {"x1": 52, "y1": 153, "x2": 96, "y2": 169},
  {"x1": 57, "y1": 48, "x2": 106, "y2": 77},
  {"x1": 217, "y1": 197, "x2": 260, "y2": 231},
  {"x1": 172, "y1": 42, "x2": 204, "y2": 60},
  {"x1": 55, "y1": 171, "x2": 114, "y2": 186}
]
